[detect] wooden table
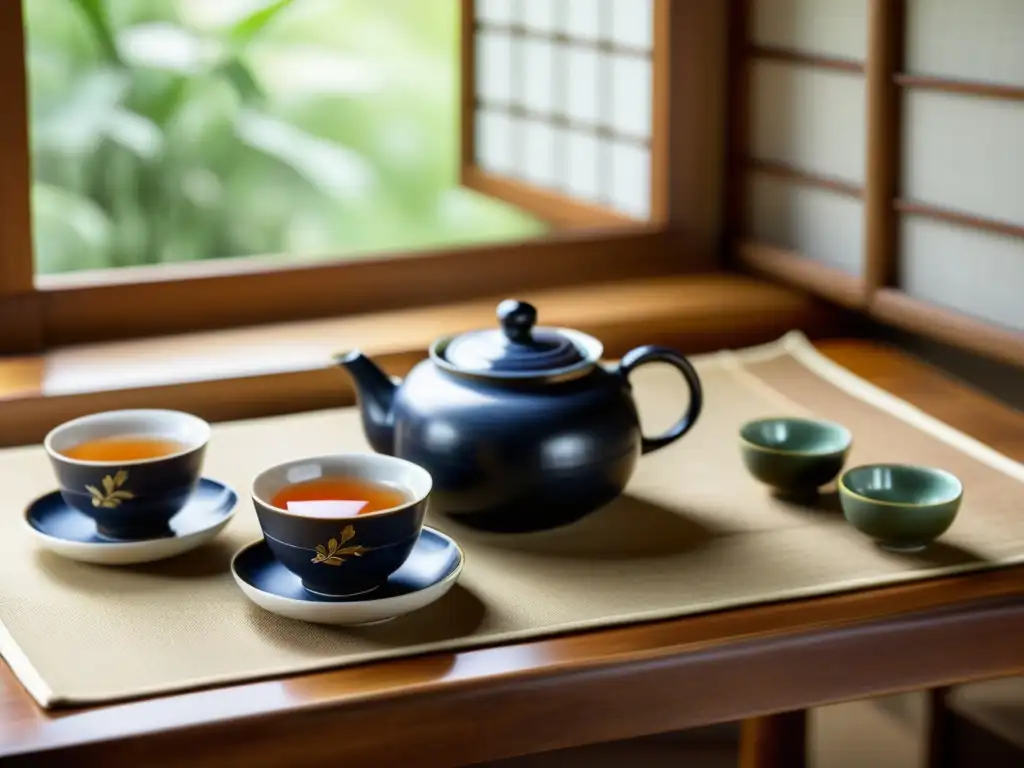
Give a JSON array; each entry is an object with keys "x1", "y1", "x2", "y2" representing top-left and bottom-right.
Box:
[{"x1": 0, "y1": 340, "x2": 1022, "y2": 767}]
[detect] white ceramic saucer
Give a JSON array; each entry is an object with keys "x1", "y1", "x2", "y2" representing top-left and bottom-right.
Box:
[
  {"x1": 232, "y1": 526, "x2": 464, "y2": 626},
  {"x1": 25, "y1": 478, "x2": 237, "y2": 565}
]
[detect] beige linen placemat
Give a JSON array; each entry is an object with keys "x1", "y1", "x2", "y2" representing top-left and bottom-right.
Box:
[{"x1": 2, "y1": 332, "x2": 1023, "y2": 708}]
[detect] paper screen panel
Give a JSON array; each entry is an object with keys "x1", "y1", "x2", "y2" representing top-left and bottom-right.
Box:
[
  {"x1": 477, "y1": 0, "x2": 515, "y2": 25},
  {"x1": 905, "y1": 0, "x2": 1024, "y2": 88},
  {"x1": 476, "y1": 110, "x2": 514, "y2": 175},
  {"x1": 752, "y1": 0, "x2": 868, "y2": 61},
  {"x1": 610, "y1": 0, "x2": 654, "y2": 50},
  {"x1": 748, "y1": 174, "x2": 864, "y2": 275},
  {"x1": 562, "y1": 0, "x2": 601, "y2": 41},
  {"x1": 899, "y1": 217, "x2": 1024, "y2": 333},
  {"x1": 750, "y1": 61, "x2": 866, "y2": 184},
  {"x1": 521, "y1": 0, "x2": 556, "y2": 33},
  {"x1": 472, "y1": 0, "x2": 655, "y2": 220},
  {"x1": 902, "y1": 91, "x2": 1024, "y2": 227}
]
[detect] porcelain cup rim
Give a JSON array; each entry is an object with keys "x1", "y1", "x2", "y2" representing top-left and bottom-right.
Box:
[
  {"x1": 839, "y1": 463, "x2": 964, "y2": 508},
  {"x1": 251, "y1": 452, "x2": 433, "y2": 521},
  {"x1": 43, "y1": 408, "x2": 210, "y2": 468},
  {"x1": 739, "y1": 416, "x2": 853, "y2": 457}
]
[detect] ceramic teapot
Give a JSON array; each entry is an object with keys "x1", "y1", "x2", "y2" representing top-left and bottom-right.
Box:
[{"x1": 335, "y1": 300, "x2": 703, "y2": 533}]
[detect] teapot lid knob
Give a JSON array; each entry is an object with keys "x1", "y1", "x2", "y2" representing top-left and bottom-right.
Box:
[
  {"x1": 438, "y1": 298, "x2": 601, "y2": 377},
  {"x1": 497, "y1": 300, "x2": 537, "y2": 344}
]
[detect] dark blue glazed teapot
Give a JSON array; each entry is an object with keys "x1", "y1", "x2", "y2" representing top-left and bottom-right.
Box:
[{"x1": 335, "y1": 300, "x2": 703, "y2": 533}]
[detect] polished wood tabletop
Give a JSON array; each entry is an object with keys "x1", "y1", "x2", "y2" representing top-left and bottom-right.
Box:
[{"x1": 0, "y1": 339, "x2": 1022, "y2": 767}]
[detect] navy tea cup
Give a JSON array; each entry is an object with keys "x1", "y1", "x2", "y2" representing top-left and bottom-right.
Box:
[
  {"x1": 43, "y1": 409, "x2": 210, "y2": 540},
  {"x1": 251, "y1": 454, "x2": 432, "y2": 598}
]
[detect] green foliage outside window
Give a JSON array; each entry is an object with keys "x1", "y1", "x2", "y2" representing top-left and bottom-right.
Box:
[{"x1": 26, "y1": 0, "x2": 545, "y2": 275}]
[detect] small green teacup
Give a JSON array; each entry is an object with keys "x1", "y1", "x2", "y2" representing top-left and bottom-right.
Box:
[
  {"x1": 839, "y1": 464, "x2": 963, "y2": 552},
  {"x1": 739, "y1": 417, "x2": 852, "y2": 494}
]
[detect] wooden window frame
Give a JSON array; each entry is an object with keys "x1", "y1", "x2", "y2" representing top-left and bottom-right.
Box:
[
  {"x1": 728, "y1": 0, "x2": 1024, "y2": 367},
  {"x1": 0, "y1": 0, "x2": 727, "y2": 354}
]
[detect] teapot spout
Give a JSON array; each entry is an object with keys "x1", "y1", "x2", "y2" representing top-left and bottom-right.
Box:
[{"x1": 334, "y1": 350, "x2": 397, "y2": 455}]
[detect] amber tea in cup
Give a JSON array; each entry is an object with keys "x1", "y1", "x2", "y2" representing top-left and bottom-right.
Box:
[
  {"x1": 269, "y1": 477, "x2": 409, "y2": 519},
  {"x1": 251, "y1": 454, "x2": 432, "y2": 597},
  {"x1": 60, "y1": 436, "x2": 187, "y2": 462},
  {"x1": 44, "y1": 409, "x2": 210, "y2": 540}
]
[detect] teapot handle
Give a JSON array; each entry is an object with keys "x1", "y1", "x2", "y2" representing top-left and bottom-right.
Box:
[{"x1": 616, "y1": 345, "x2": 704, "y2": 455}]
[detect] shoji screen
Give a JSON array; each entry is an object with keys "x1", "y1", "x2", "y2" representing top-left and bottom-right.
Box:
[
  {"x1": 738, "y1": 0, "x2": 869, "y2": 306},
  {"x1": 464, "y1": 0, "x2": 661, "y2": 227},
  {"x1": 883, "y1": 0, "x2": 1024, "y2": 358},
  {"x1": 730, "y1": 0, "x2": 1024, "y2": 365}
]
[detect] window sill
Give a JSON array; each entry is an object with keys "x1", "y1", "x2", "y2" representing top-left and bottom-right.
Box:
[{"x1": 0, "y1": 273, "x2": 838, "y2": 447}]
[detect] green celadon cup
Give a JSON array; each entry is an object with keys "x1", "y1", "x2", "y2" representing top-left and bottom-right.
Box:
[
  {"x1": 839, "y1": 464, "x2": 963, "y2": 552},
  {"x1": 739, "y1": 417, "x2": 852, "y2": 494}
]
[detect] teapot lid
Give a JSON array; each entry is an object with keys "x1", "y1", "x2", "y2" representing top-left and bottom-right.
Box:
[{"x1": 435, "y1": 300, "x2": 602, "y2": 379}]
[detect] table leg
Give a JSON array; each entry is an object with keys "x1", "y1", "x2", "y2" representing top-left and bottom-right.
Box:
[
  {"x1": 739, "y1": 711, "x2": 808, "y2": 768},
  {"x1": 925, "y1": 687, "x2": 955, "y2": 768}
]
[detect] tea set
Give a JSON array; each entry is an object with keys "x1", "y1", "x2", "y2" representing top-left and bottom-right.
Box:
[
  {"x1": 336, "y1": 299, "x2": 704, "y2": 532},
  {"x1": 739, "y1": 416, "x2": 963, "y2": 551},
  {"x1": 21, "y1": 300, "x2": 965, "y2": 626}
]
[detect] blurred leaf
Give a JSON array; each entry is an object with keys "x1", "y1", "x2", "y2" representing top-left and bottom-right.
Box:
[
  {"x1": 228, "y1": 0, "x2": 295, "y2": 51},
  {"x1": 217, "y1": 58, "x2": 264, "y2": 104},
  {"x1": 67, "y1": 0, "x2": 122, "y2": 64},
  {"x1": 127, "y1": 71, "x2": 190, "y2": 127},
  {"x1": 180, "y1": 168, "x2": 224, "y2": 208},
  {"x1": 249, "y1": 47, "x2": 381, "y2": 99},
  {"x1": 159, "y1": 234, "x2": 207, "y2": 263},
  {"x1": 32, "y1": 182, "x2": 114, "y2": 274},
  {"x1": 33, "y1": 67, "x2": 161, "y2": 160},
  {"x1": 105, "y1": 107, "x2": 163, "y2": 159},
  {"x1": 118, "y1": 22, "x2": 218, "y2": 75},
  {"x1": 163, "y1": 76, "x2": 241, "y2": 154},
  {"x1": 34, "y1": 69, "x2": 131, "y2": 155},
  {"x1": 25, "y1": 46, "x2": 71, "y2": 123},
  {"x1": 110, "y1": 206, "x2": 150, "y2": 265},
  {"x1": 175, "y1": 0, "x2": 273, "y2": 32},
  {"x1": 235, "y1": 109, "x2": 375, "y2": 202}
]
